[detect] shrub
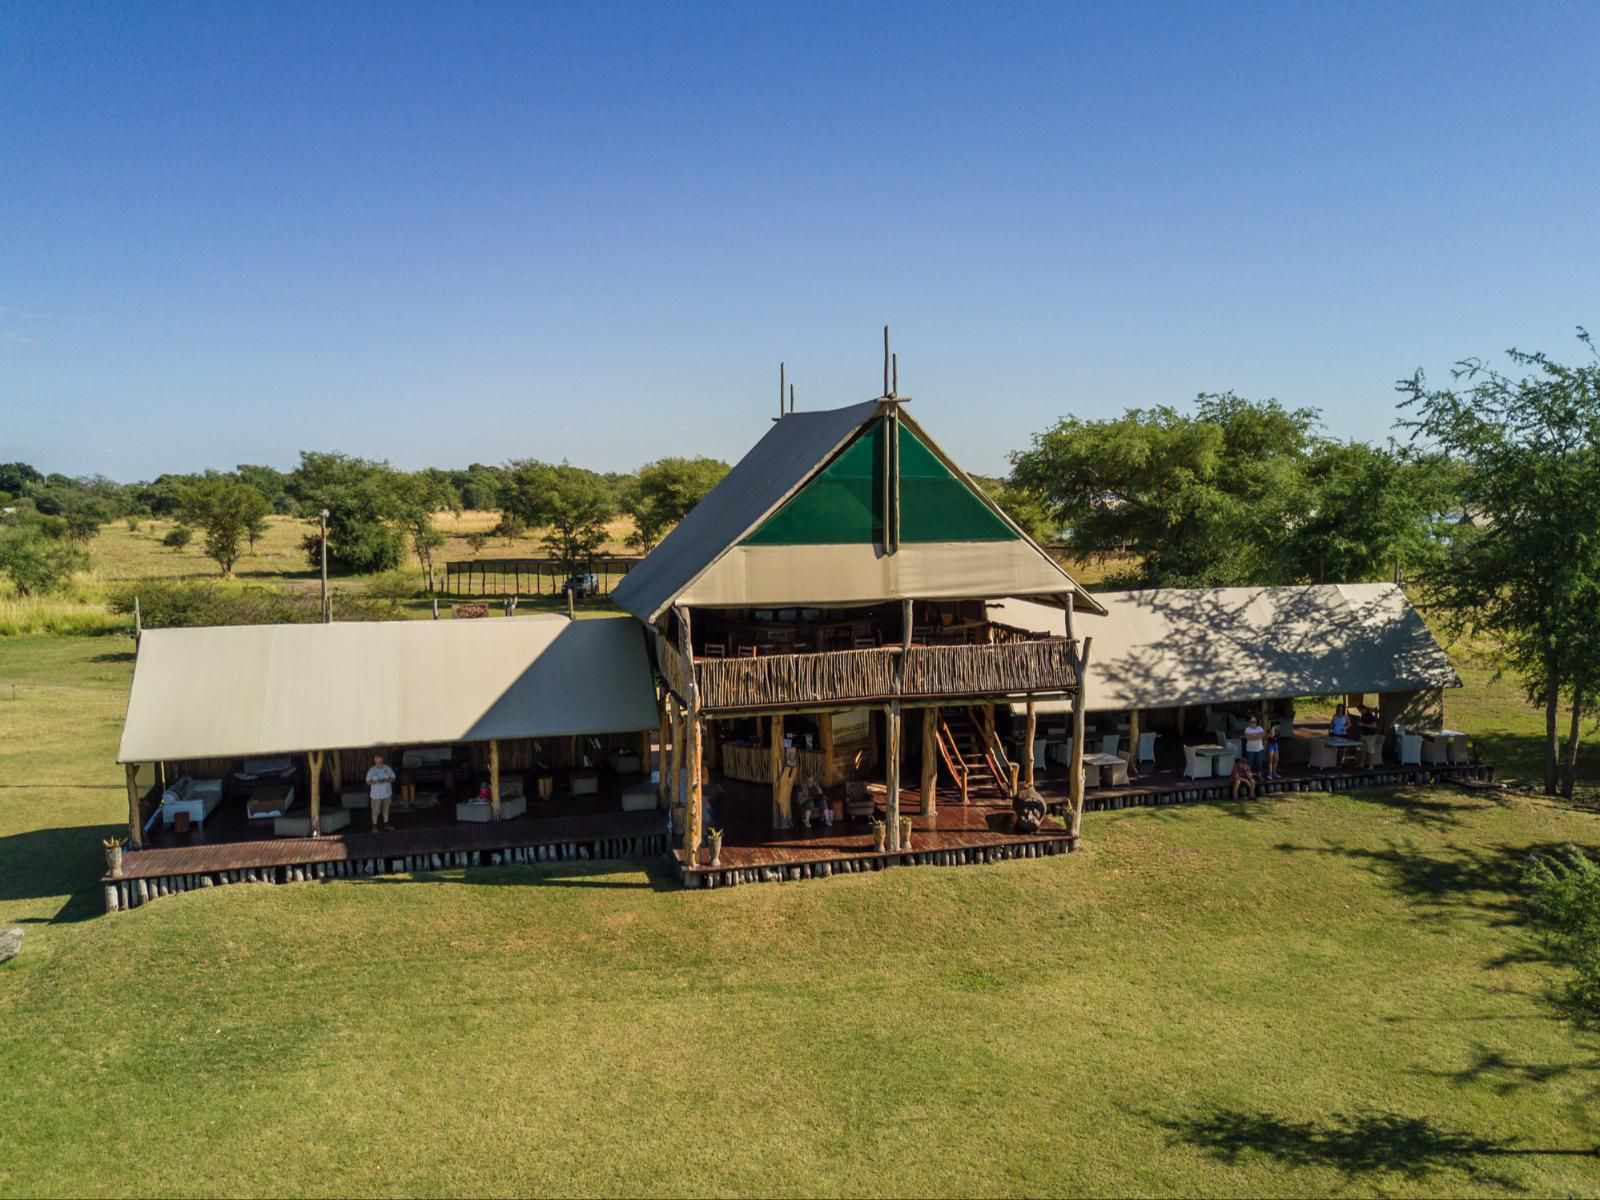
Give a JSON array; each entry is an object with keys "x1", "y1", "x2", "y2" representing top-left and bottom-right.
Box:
[
  {"x1": 125, "y1": 516, "x2": 141, "y2": 533},
  {"x1": 363, "y1": 570, "x2": 416, "y2": 610},
  {"x1": 107, "y1": 580, "x2": 391, "y2": 629},
  {"x1": 0, "y1": 519, "x2": 86, "y2": 597},
  {"x1": 163, "y1": 525, "x2": 193, "y2": 551}
]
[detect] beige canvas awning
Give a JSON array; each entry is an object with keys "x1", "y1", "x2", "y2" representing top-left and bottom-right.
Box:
[
  {"x1": 993, "y1": 582, "x2": 1459, "y2": 715},
  {"x1": 117, "y1": 615, "x2": 659, "y2": 763}
]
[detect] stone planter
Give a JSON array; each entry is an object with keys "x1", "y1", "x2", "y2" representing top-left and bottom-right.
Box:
[
  {"x1": 708, "y1": 834, "x2": 723, "y2": 868},
  {"x1": 898, "y1": 816, "x2": 913, "y2": 851},
  {"x1": 872, "y1": 825, "x2": 888, "y2": 854},
  {"x1": 104, "y1": 843, "x2": 123, "y2": 877}
]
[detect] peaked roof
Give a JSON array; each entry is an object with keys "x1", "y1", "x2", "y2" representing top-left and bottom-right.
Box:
[
  {"x1": 118, "y1": 615, "x2": 659, "y2": 763},
  {"x1": 991, "y1": 583, "x2": 1459, "y2": 714},
  {"x1": 612, "y1": 400, "x2": 1100, "y2": 621}
]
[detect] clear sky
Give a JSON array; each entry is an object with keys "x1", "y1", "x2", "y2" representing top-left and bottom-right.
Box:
[{"x1": 4, "y1": 1, "x2": 1597, "y2": 483}]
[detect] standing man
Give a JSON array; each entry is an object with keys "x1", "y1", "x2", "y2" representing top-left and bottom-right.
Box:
[{"x1": 366, "y1": 753, "x2": 396, "y2": 831}]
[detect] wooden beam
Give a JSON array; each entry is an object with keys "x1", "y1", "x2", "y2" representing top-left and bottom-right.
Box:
[
  {"x1": 657, "y1": 698, "x2": 671, "y2": 807},
  {"x1": 885, "y1": 701, "x2": 902, "y2": 851},
  {"x1": 685, "y1": 714, "x2": 704, "y2": 866},
  {"x1": 489, "y1": 738, "x2": 501, "y2": 821},
  {"x1": 125, "y1": 762, "x2": 143, "y2": 850},
  {"x1": 770, "y1": 714, "x2": 790, "y2": 828},
  {"x1": 1023, "y1": 698, "x2": 1037, "y2": 789},
  {"x1": 920, "y1": 706, "x2": 938, "y2": 817},
  {"x1": 307, "y1": 750, "x2": 323, "y2": 836}
]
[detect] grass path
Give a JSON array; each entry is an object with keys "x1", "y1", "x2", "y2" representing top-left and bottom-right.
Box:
[{"x1": 2, "y1": 637, "x2": 1599, "y2": 1196}]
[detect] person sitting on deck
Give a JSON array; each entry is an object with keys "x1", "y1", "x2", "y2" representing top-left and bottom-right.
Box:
[
  {"x1": 1230, "y1": 755, "x2": 1258, "y2": 799},
  {"x1": 796, "y1": 774, "x2": 831, "y2": 828},
  {"x1": 1329, "y1": 704, "x2": 1352, "y2": 739},
  {"x1": 1265, "y1": 726, "x2": 1282, "y2": 780},
  {"x1": 476, "y1": 780, "x2": 493, "y2": 803}
]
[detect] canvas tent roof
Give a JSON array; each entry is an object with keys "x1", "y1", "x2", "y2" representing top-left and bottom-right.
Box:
[
  {"x1": 117, "y1": 615, "x2": 659, "y2": 763},
  {"x1": 611, "y1": 400, "x2": 1100, "y2": 622},
  {"x1": 991, "y1": 583, "x2": 1459, "y2": 715}
]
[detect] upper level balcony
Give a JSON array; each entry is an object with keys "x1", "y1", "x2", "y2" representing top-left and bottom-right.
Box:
[{"x1": 657, "y1": 602, "x2": 1078, "y2": 713}]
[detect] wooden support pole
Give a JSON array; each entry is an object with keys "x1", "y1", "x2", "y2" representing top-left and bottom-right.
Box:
[
  {"x1": 920, "y1": 706, "x2": 938, "y2": 817},
  {"x1": 330, "y1": 750, "x2": 344, "y2": 794},
  {"x1": 307, "y1": 750, "x2": 324, "y2": 836},
  {"x1": 657, "y1": 699, "x2": 671, "y2": 806},
  {"x1": 818, "y1": 711, "x2": 836, "y2": 786},
  {"x1": 1126, "y1": 708, "x2": 1142, "y2": 775},
  {"x1": 770, "y1": 714, "x2": 789, "y2": 828},
  {"x1": 1023, "y1": 699, "x2": 1037, "y2": 789},
  {"x1": 1065, "y1": 594, "x2": 1086, "y2": 832},
  {"x1": 670, "y1": 698, "x2": 684, "y2": 815},
  {"x1": 125, "y1": 762, "x2": 144, "y2": 850},
  {"x1": 686, "y1": 714, "x2": 704, "y2": 864},
  {"x1": 885, "y1": 701, "x2": 902, "y2": 850},
  {"x1": 489, "y1": 738, "x2": 501, "y2": 821}
]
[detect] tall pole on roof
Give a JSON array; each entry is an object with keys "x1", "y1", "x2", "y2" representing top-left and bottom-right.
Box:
[
  {"x1": 883, "y1": 326, "x2": 890, "y2": 397},
  {"x1": 892, "y1": 352, "x2": 898, "y2": 398},
  {"x1": 779, "y1": 361, "x2": 785, "y2": 421},
  {"x1": 789, "y1": 383, "x2": 795, "y2": 414}
]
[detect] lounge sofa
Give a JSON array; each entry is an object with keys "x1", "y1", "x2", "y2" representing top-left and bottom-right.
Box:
[
  {"x1": 455, "y1": 794, "x2": 529, "y2": 823},
  {"x1": 159, "y1": 777, "x2": 224, "y2": 828},
  {"x1": 273, "y1": 808, "x2": 352, "y2": 837}
]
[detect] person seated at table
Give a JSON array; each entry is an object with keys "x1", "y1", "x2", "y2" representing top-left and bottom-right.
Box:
[
  {"x1": 1329, "y1": 704, "x2": 1352, "y2": 738},
  {"x1": 1265, "y1": 726, "x2": 1282, "y2": 780},
  {"x1": 475, "y1": 779, "x2": 493, "y2": 803},
  {"x1": 1230, "y1": 755, "x2": 1258, "y2": 799},
  {"x1": 796, "y1": 774, "x2": 832, "y2": 828}
]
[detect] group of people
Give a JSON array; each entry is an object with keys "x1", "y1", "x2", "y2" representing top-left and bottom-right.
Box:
[
  {"x1": 1228, "y1": 713, "x2": 1282, "y2": 798},
  {"x1": 1329, "y1": 702, "x2": 1384, "y2": 766}
]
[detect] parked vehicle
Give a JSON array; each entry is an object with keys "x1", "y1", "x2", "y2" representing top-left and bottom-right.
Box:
[{"x1": 563, "y1": 573, "x2": 601, "y2": 598}]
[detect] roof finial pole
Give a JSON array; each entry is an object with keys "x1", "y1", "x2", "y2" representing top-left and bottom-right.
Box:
[
  {"x1": 779, "y1": 361, "x2": 785, "y2": 421},
  {"x1": 883, "y1": 326, "x2": 890, "y2": 398},
  {"x1": 892, "y1": 352, "x2": 898, "y2": 398},
  {"x1": 789, "y1": 383, "x2": 795, "y2": 414}
]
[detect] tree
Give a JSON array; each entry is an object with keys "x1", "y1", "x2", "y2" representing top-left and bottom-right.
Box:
[
  {"x1": 287, "y1": 452, "x2": 407, "y2": 575},
  {"x1": 163, "y1": 525, "x2": 193, "y2": 551},
  {"x1": 245, "y1": 511, "x2": 270, "y2": 553},
  {"x1": 1009, "y1": 394, "x2": 1320, "y2": 587},
  {"x1": 1399, "y1": 330, "x2": 1600, "y2": 797},
  {"x1": 0, "y1": 462, "x2": 43, "y2": 497},
  {"x1": 500, "y1": 461, "x2": 616, "y2": 575},
  {"x1": 393, "y1": 473, "x2": 451, "y2": 593},
  {"x1": 235, "y1": 464, "x2": 295, "y2": 514},
  {"x1": 178, "y1": 477, "x2": 271, "y2": 577},
  {"x1": 0, "y1": 515, "x2": 85, "y2": 596},
  {"x1": 620, "y1": 457, "x2": 729, "y2": 551},
  {"x1": 1525, "y1": 846, "x2": 1600, "y2": 1025},
  {"x1": 60, "y1": 495, "x2": 110, "y2": 546}
]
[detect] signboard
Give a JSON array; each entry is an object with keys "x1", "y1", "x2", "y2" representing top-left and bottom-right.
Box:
[{"x1": 453, "y1": 602, "x2": 489, "y2": 620}]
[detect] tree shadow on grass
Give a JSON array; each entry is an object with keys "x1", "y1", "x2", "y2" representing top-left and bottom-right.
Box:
[
  {"x1": 1414, "y1": 1043, "x2": 1600, "y2": 1105},
  {"x1": 357, "y1": 856, "x2": 682, "y2": 894},
  {"x1": 1155, "y1": 1106, "x2": 1594, "y2": 1187},
  {"x1": 0, "y1": 823, "x2": 124, "y2": 923}
]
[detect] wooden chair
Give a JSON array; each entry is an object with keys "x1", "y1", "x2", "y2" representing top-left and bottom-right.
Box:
[
  {"x1": 737, "y1": 645, "x2": 758, "y2": 659},
  {"x1": 702, "y1": 642, "x2": 727, "y2": 659},
  {"x1": 853, "y1": 636, "x2": 878, "y2": 650},
  {"x1": 844, "y1": 781, "x2": 876, "y2": 820}
]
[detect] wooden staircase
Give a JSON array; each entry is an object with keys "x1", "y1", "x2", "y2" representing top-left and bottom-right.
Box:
[{"x1": 936, "y1": 709, "x2": 1010, "y2": 801}]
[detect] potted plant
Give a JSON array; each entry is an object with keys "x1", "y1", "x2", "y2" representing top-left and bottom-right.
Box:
[
  {"x1": 708, "y1": 827, "x2": 724, "y2": 868},
  {"x1": 898, "y1": 814, "x2": 913, "y2": 852},
  {"x1": 102, "y1": 836, "x2": 125, "y2": 877},
  {"x1": 868, "y1": 816, "x2": 887, "y2": 854}
]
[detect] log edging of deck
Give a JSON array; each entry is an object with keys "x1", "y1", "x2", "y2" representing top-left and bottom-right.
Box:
[
  {"x1": 102, "y1": 833, "x2": 669, "y2": 914},
  {"x1": 1077, "y1": 762, "x2": 1495, "y2": 812},
  {"x1": 677, "y1": 834, "x2": 1079, "y2": 889}
]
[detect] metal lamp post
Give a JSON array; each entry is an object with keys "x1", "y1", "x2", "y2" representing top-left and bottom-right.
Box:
[{"x1": 319, "y1": 509, "x2": 330, "y2": 623}]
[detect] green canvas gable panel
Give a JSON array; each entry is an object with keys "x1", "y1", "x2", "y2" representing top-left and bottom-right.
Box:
[
  {"x1": 743, "y1": 418, "x2": 1019, "y2": 546},
  {"x1": 742, "y1": 421, "x2": 884, "y2": 545},
  {"x1": 898, "y1": 425, "x2": 1017, "y2": 542}
]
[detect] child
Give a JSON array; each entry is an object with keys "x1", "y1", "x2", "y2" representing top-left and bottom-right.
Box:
[
  {"x1": 1265, "y1": 726, "x2": 1282, "y2": 780},
  {"x1": 1230, "y1": 754, "x2": 1258, "y2": 799}
]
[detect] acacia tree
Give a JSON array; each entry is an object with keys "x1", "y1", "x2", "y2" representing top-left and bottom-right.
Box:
[
  {"x1": 0, "y1": 513, "x2": 85, "y2": 596},
  {"x1": 621, "y1": 456, "x2": 728, "y2": 551},
  {"x1": 178, "y1": 477, "x2": 271, "y2": 578},
  {"x1": 1399, "y1": 331, "x2": 1600, "y2": 797},
  {"x1": 394, "y1": 473, "x2": 450, "y2": 593},
  {"x1": 500, "y1": 461, "x2": 615, "y2": 576}
]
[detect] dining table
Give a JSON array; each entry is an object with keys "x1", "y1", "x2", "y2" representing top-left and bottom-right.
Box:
[{"x1": 1324, "y1": 736, "x2": 1363, "y2": 766}]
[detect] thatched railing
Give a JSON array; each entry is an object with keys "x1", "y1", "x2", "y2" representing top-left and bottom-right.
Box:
[{"x1": 683, "y1": 638, "x2": 1077, "y2": 712}]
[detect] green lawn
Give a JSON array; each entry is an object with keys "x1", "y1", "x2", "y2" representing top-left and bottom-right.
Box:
[{"x1": 1, "y1": 636, "x2": 1598, "y2": 1197}]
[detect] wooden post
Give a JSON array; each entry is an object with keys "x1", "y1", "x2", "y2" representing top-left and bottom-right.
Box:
[
  {"x1": 818, "y1": 711, "x2": 836, "y2": 786},
  {"x1": 770, "y1": 713, "x2": 789, "y2": 828},
  {"x1": 920, "y1": 706, "x2": 938, "y2": 817},
  {"x1": 885, "y1": 701, "x2": 902, "y2": 851},
  {"x1": 1065, "y1": 594, "x2": 1086, "y2": 834},
  {"x1": 330, "y1": 750, "x2": 344, "y2": 795},
  {"x1": 307, "y1": 750, "x2": 323, "y2": 836},
  {"x1": 125, "y1": 762, "x2": 144, "y2": 850},
  {"x1": 686, "y1": 714, "x2": 704, "y2": 865},
  {"x1": 1023, "y1": 699, "x2": 1037, "y2": 789},
  {"x1": 657, "y1": 699, "x2": 670, "y2": 807},
  {"x1": 670, "y1": 699, "x2": 684, "y2": 814},
  {"x1": 1126, "y1": 708, "x2": 1141, "y2": 774},
  {"x1": 489, "y1": 738, "x2": 501, "y2": 821}
]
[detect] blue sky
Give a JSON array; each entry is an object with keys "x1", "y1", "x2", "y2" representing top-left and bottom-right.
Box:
[{"x1": 4, "y1": 1, "x2": 1597, "y2": 482}]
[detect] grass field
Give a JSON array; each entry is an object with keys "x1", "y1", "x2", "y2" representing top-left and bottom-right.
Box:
[{"x1": 2, "y1": 636, "x2": 1598, "y2": 1197}]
